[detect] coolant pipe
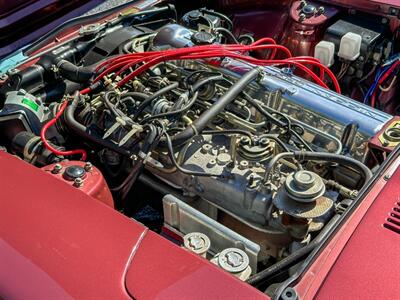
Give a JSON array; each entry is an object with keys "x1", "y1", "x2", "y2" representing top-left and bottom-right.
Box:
[{"x1": 169, "y1": 67, "x2": 261, "y2": 146}]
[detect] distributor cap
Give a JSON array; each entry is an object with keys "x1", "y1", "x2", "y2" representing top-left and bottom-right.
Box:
[{"x1": 191, "y1": 31, "x2": 216, "y2": 45}]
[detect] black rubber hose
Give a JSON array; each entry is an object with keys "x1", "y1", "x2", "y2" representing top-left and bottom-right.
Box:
[
  {"x1": 199, "y1": 8, "x2": 233, "y2": 30},
  {"x1": 25, "y1": 5, "x2": 176, "y2": 55},
  {"x1": 111, "y1": 125, "x2": 159, "y2": 195},
  {"x1": 202, "y1": 129, "x2": 253, "y2": 138},
  {"x1": 141, "y1": 92, "x2": 199, "y2": 123},
  {"x1": 119, "y1": 92, "x2": 148, "y2": 107},
  {"x1": 245, "y1": 96, "x2": 287, "y2": 128},
  {"x1": 215, "y1": 27, "x2": 239, "y2": 43},
  {"x1": 191, "y1": 74, "x2": 224, "y2": 92},
  {"x1": 169, "y1": 67, "x2": 260, "y2": 146},
  {"x1": 265, "y1": 151, "x2": 372, "y2": 183},
  {"x1": 56, "y1": 59, "x2": 94, "y2": 83},
  {"x1": 247, "y1": 214, "x2": 341, "y2": 286},
  {"x1": 142, "y1": 75, "x2": 225, "y2": 123},
  {"x1": 121, "y1": 92, "x2": 149, "y2": 100},
  {"x1": 221, "y1": 78, "x2": 312, "y2": 151},
  {"x1": 294, "y1": 151, "x2": 372, "y2": 181},
  {"x1": 261, "y1": 134, "x2": 290, "y2": 152},
  {"x1": 133, "y1": 82, "x2": 179, "y2": 120},
  {"x1": 64, "y1": 93, "x2": 131, "y2": 156},
  {"x1": 103, "y1": 91, "x2": 123, "y2": 118},
  {"x1": 120, "y1": 125, "x2": 161, "y2": 200}
]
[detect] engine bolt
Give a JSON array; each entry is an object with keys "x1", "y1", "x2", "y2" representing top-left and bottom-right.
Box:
[
  {"x1": 201, "y1": 144, "x2": 212, "y2": 154},
  {"x1": 52, "y1": 164, "x2": 63, "y2": 174},
  {"x1": 299, "y1": 0, "x2": 307, "y2": 9},
  {"x1": 317, "y1": 6, "x2": 325, "y2": 15},
  {"x1": 239, "y1": 160, "x2": 249, "y2": 170},
  {"x1": 299, "y1": 13, "x2": 306, "y2": 22},
  {"x1": 208, "y1": 159, "x2": 217, "y2": 168},
  {"x1": 73, "y1": 177, "x2": 84, "y2": 188},
  {"x1": 183, "y1": 232, "x2": 210, "y2": 257},
  {"x1": 84, "y1": 162, "x2": 93, "y2": 171},
  {"x1": 260, "y1": 137, "x2": 269, "y2": 146},
  {"x1": 240, "y1": 136, "x2": 251, "y2": 145},
  {"x1": 218, "y1": 146, "x2": 228, "y2": 154}
]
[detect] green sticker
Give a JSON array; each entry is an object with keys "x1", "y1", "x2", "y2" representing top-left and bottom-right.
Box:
[{"x1": 21, "y1": 98, "x2": 39, "y2": 112}]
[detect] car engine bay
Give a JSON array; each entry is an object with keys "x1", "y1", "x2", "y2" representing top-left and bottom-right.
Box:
[{"x1": 1, "y1": 0, "x2": 399, "y2": 296}]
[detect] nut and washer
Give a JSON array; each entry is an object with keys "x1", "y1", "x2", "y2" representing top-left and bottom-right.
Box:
[
  {"x1": 52, "y1": 164, "x2": 63, "y2": 174},
  {"x1": 84, "y1": 162, "x2": 93, "y2": 171},
  {"x1": 239, "y1": 160, "x2": 249, "y2": 170},
  {"x1": 218, "y1": 248, "x2": 250, "y2": 273},
  {"x1": 73, "y1": 177, "x2": 84, "y2": 188},
  {"x1": 201, "y1": 144, "x2": 212, "y2": 154},
  {"x1": 183, "y1": 232, "x2": 211, "y2": 257},
  {"x1": 207, "y1": 159, "x2": 217, "y2": 168}
]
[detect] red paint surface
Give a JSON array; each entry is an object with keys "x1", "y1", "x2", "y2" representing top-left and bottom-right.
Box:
[
  {"x1": 294, "y1": 156, "x2": 400, "y2": 299},
  {"x1": 0, "y1": 152, "x2": 145, "y2": 299},
  {"x1": 42, "y1": 160, "x2": 114, "y2": 208},
  {"x1": 281, "y1": 1, "x2": 339, "y2": 57},
  {"x1": 0, "y1": 152, "x2": 267, "y2": 299},
  {"x1": 126, "y1": 231, "x2": 268, "y2": 300}
]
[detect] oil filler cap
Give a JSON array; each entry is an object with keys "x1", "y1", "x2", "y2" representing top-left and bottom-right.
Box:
[
  {"x1": 191, "y1": 31, "x2": 216, "y2": 45},
  {"x1": 63, "y1": 165, "x2": 86, "y2": 181}
]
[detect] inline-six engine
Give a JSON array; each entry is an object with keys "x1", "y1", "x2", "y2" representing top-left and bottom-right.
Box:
[{"x1": 0, "y1": 5, "x2": 393, "y2": 285}]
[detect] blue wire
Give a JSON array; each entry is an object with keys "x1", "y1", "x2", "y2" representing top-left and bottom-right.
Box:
[
  {"x1": 363, "y1": 65, "x2": 391, "y2": 104},
  {"x1": 363, "y1": 54, "x2": 400, "y2": 105}
]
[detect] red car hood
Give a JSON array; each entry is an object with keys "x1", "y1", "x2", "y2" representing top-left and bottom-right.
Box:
[
  {"x1": 0, "y1": 151, "x2": 266, "y2": 299},
  {"x1": 294, "y1": 154, "x2": 400, "y2": 299}
]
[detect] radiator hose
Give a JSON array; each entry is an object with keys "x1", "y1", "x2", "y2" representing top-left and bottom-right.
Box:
[{"x1": 56, "y1": 59, "x2": 94, "y2": 83}]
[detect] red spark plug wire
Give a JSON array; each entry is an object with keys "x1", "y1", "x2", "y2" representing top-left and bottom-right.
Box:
[
  {"x1": 81, "y1": 39, "x2": 340, "y2": 95},
  {"x1": 40, "y1": 100, "x2": 87, "y2": 160},
  {"x1": 114, "y1": 49, "x2": 329, "y2": 89},
  {"x1": 94, "y1": 42, "x2": 292, "y2": 77}
]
